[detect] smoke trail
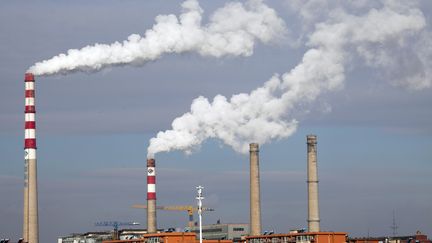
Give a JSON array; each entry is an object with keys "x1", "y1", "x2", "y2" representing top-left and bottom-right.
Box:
[
  {"x1": 28, "y1": 0, "x2": 286, "y2": 76},
  {"x1": 147, "y1": 1, "x2": 430, "y2": 158}
]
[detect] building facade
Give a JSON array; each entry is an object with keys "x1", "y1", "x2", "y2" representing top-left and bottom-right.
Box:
[
  {"x1": 244, "y1": 231, "x2": 348, "y2": 243},
  {"x1": 188, "y1": 224, "x2": 249, "y2": 241},
  {"x1": 102, "y1": 232, "x2": 233, "y2": 243},
  {"x1": 348, "y1": 232, "x2": 431, "y2": 243},
  {"x1": 58, "y1": 230, "x2": 147, "y2": 243}
]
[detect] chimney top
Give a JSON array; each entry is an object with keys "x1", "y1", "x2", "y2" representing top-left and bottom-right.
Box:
[
  {"x1": 249, "y1": 143, "x2": 259, "y2": 152},
  {"x1": 307, "y1": 135, "x2": 317, "y2": 145},
  {"x1": 147, "y1": 158, "x2": 155, "y2": 167},
  {"x1": 25, "y1": 73, "x2": 35, "y2": 82}
]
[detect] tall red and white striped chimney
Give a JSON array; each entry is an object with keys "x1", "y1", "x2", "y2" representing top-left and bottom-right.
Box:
[
  {"x1": 24, "y1": 73, "x2": 39, "y2": 243},
  {"x1": 147, "y1": 158, "x2": 157, "y2": 233}
]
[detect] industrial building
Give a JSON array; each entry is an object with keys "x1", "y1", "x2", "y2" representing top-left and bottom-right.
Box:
[
  {"x1": 348, "y1": 231, "x2": 431, "y2": 243},
  {"x1": 58, "y1": 230, "x2": 147, "y2": 243},
  {"x1": 103, "y1": 232, "x2": 232, "y2": 243},
  {"x1": 245, "y1": 232, "x2": 347, "y2": 243},
  {"x1": 58, "y1": 232, "x2": 112, "y2": 243},
  {"x1": 187, "y1": 223, "x2": 249, "y2": 241},
  {"x1": 101, "y1": 231, "x2": 348, "y2": 243}
]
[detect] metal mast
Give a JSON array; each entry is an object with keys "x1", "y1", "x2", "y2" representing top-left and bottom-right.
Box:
[
  {"x1": 196, "y1": 186, "x2": 204, "y2": 243},
  {"x1": 390, "y1": 210, "x2": 398, "y2": 237}
]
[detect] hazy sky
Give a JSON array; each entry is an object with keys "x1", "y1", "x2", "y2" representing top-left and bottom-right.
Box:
[{"x1": 1, "y1": 1, "x2": 432, "y2": 242}]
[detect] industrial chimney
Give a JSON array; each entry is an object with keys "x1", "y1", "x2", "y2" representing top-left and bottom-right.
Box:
[
  {"x1": 307, "y1": 135, "x2": 320, "y2": 232},
  {"x1": 249, "y1": 143, "x2": 261, "y2": 236},
  {"x1": 24, "y1": 73, "x2": 39, "y2": 243},
  {"x1": 147, "y1": 158, "x2": 157, "y2": 233}
]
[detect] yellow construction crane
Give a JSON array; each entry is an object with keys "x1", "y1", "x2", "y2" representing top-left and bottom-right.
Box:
[{"x1": 132, "y1": 204, "x2": 215, "y2": 228}]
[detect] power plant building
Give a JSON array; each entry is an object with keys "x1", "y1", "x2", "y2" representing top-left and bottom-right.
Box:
[
  {"x1": 245, "y1": 232, "x2": 347, "y2": 243},
  {"x1": 348, "y1": 232, "x2": 432, "y2": 243},
  {"x1": 188, "y1": 223, "x2": 249, "y2": 241},
  {"x1": 103, "y1": 232, "x2": 232, "y2": 243},
  {"x1": 58, "y1": 230, "x2": 147, "y2": 243},
  {"x1": 58, "y1": 232, "x2": 113, "y2": 243}
]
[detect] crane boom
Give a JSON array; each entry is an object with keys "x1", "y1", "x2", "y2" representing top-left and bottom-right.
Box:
[
  {"x1": 132, "y1": 204, "x2": 214, "y2": 227},
  {"x1": 95, "y1": 221, "x2": 139, "y2": 231},
  {"x1": 132, "y1": 204, "x2": 214, "y2": 212},
  {"x1": 95, "y1": 221, "x2": 139, "y2": 240}
]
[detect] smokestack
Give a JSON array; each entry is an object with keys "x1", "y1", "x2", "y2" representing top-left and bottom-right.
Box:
[
  {"x1": 249, "y1": 143, "x2": 261, "y2": 236},
  {"x1": 24, "y1": 73, "x2": 39, "y2": 243},
  {"x1": 147, "y1": 158, "x2": 157, "y2": 233},
  {"x1": 307, "y1": 135, "x2": 320, "y2": 232}
]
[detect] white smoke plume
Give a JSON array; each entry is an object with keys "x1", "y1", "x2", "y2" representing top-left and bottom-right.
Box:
[
  {"x1": 28, "y1": 0, "x2": 286, "y2": 76},
  {"x1": 147, "y1": 1, "x2": 430, "y2": 158}
]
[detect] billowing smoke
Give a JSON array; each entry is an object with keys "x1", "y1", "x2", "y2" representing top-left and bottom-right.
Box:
[
  {"x1": 28, "y1": 0, "x2": 286, "y2": 76},
  {"x1": 147, "y1": 1, "x2": 431, "y2": 158}
]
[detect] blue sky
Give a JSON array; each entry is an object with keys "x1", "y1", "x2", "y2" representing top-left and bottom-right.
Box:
[{"x1": 1, "y1": 1, "x2": 432, "y2": 242}]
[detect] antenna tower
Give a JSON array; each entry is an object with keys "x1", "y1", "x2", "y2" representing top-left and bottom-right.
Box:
[{"x1": 390, "y1": 210, "x2": 398, "y2": 237}]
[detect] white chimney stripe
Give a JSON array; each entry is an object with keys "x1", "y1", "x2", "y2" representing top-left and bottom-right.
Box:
[
  {"x1": 147, "y1": 184, "x2": 156, "y2": 192},
  {"x1": 25, "y1": 113, "x2": 35, "y2": 121},
  {"x1": 147, "y1": 167, "x2": 155, "y2": 176},
  {"x1": 25, "y1": 82, "x2": 35, "y2": 90},
  {"x1": 25, "y1": 149, "x2": 37, "y2": 160},
  {"x1": 25, "y1": 129, "x2": 36, "y2": 139},
  {"x1": 25, "y1": 98, "x2": 35, "y2": 106}
]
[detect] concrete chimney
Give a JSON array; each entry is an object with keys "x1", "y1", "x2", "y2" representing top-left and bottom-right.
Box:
[
  {"x1": 24, "y1": 73, "x2": 39, "y2": 243},
  {"x1": 307, "y1": 135, "x2": 320, "y2": 232},
  {"x1": 249, "y1": 143, "x2": 261, "y2": 236},
  {"x1": 147, "y1": 158, "x2": 157, "y2": 233}
]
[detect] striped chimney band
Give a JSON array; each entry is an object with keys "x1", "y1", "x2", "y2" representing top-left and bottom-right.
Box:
[
  {"x1": 24, "y1": 73, "x2": 36, "y2": 152},
  {"x1": 147, "y1": 158, "x2": 156, "y2": 200}
]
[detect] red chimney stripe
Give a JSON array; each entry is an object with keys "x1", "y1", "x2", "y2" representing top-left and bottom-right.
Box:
[
  {"x1": 147, "y1": 193, "x2": 156, "y2": 200},
  {"x1": 147, "y1": 176, "x2": 156, "y2": 184},
  {"x1": 25, "y1": 121, "x2": 36, "y2": 129},
  {"x1": 25, "y1": 90, "x2": 35, "y2": 98},
  {"x1": 25, "y1": 106, "x2": 36, "y2": 113},
  {"x1": 25, "y1": 139, "x2": 37, "y2": 149},
  {"x1": 25, "y1": 73, "x2": 35, "y2": 82}
]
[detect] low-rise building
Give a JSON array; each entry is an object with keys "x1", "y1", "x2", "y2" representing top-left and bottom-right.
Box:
[
  {"x1": 58, "y1": 232, "x2": 112, "y2": 243},
  {"x1": 58, "y1": 230, "x2": 148, "y2": 243},
  {"x1": 348, "y1": 231, "x2": 431, "y2": 243},
  {"x1": 244, "y1": 231, "x2": 348, "y2": 243},
  {"x1": 103, "y1": 232, "x2": 232, "y2": 243},
  {"x1": 188, "y1": 223, "x2": 249, "y2": 241}
]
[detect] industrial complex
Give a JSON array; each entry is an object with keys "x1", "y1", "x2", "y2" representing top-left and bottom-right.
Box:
[{"x1": 14, "y1": 73, "x2": 430, "y2": 243}]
